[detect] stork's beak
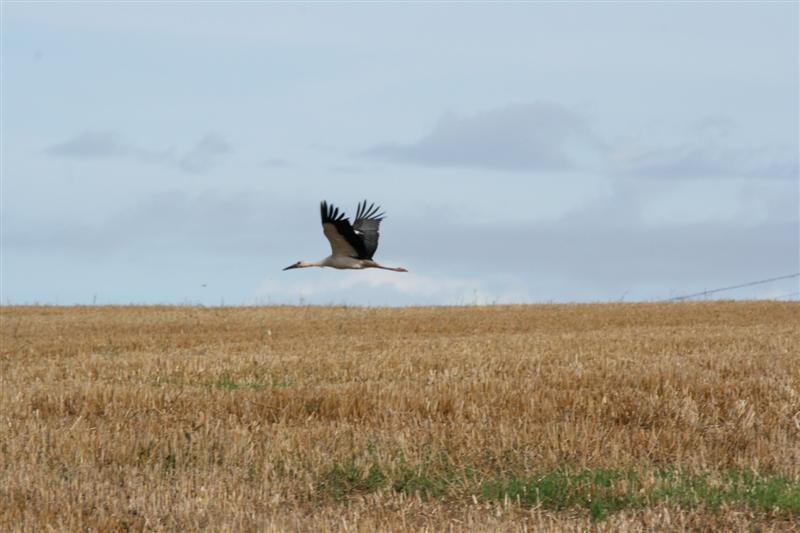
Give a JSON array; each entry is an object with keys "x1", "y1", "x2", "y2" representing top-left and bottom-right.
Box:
[{"x1": 283, "y1": 263, "x2": 299, "y2": 271}]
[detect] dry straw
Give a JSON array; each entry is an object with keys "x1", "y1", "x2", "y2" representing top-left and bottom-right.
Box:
[{"x1": 1, "y1": 302, "x2": 798, "y2": 531}]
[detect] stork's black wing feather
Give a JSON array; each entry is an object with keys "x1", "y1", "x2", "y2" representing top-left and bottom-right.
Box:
[
  {"x1": 320, "y1": 201, "x2": 368, "y2": 259},
  {"x1": 352, "y1": 199, "x2": 385, "y2": 260}
]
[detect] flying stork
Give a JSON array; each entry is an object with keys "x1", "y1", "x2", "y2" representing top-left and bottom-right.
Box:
[{"x1": 283, "y1": 200, "x2": 408, "y2": 272}]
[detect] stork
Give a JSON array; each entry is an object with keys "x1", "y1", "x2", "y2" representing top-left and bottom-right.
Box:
[{"x1": 283, "y1": 200, "x2": 408, "y2": 272}]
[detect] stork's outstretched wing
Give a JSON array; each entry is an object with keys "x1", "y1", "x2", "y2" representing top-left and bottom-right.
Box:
[
  {"x1": 352, "y1": 200, "x2": 385, "y2": 260},
  {"x1": 319, "y1": 200, "x2": 385, "y2": 260},
  {"x1": 320, "y1": 201, "x2": 366, "y2": 259}
]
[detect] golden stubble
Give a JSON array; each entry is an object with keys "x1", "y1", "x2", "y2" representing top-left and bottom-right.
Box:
[{"x1": 1, "y1": 302, "x2": 798, "y2": 531}]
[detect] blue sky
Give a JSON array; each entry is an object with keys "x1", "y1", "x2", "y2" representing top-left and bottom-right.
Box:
[{"x1": 2, "y1": 2, "x2": 798, "y2": 305}]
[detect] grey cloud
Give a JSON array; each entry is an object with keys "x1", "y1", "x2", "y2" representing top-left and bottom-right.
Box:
[
  {"x1": 46, "y1": 130, "x2": 129, "y2": 157},
  {"x1": 4, "y1": 190, "x2": 297, "y2": 257},
  {"x1": 363, "y1": 102, "x2": 599, "y2": 172},
  {"x1": 611, "y1": 117, "x2": 798, "y2": 180},
  {"x1": 689, "y1": 115, "x2": 736, "y2": 138},
  {"x1": 263, "y1": 158, "x2": 289, "y2": 168},
  {"x1": 5, "y1": 184, "x2": 797, "y2": 303},
  {"x1": 396, "y1": 218, "x2": 798, "y2": 299},
  {"x1": 392, "y1": 181, "x2": 798, "y2": 299},
  {"x1": 613, "y1": 142, "x2": 798, "y2": 180},
  {"x1": 329, "y1": 164, "x2": 364, "y2": 174},
  {"x1": 364, "y1": 104, "x2": 796, "y2": 181},
  {"x1": 45, "y1": 131, "x2": 233, "y2": 174},
  {"x1": 178, "y1": 133, "x2": 234, "y2": 174}
]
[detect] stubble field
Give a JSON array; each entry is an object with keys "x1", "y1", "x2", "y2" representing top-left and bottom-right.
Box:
[{"x1": 1, "y1": 302, "x2": 798, "y2": 531}]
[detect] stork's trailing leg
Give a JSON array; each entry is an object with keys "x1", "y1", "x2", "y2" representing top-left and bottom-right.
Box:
[{"x1": 363, "y1": 260, "x2": 408, "y2": 272}]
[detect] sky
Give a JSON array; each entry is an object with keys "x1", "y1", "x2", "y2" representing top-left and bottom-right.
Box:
[{"x1": 2, "y1": 2, "x2": 798, "y2": 306}]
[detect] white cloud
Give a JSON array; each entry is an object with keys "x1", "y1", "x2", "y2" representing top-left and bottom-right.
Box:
[{"x1": 254, "y1": 269, "x2": 525, "y2": 305}]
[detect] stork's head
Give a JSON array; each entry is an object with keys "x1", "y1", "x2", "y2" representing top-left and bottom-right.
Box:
[{"x1": 283, "y1": 261, "x2": 313, "y2": 271}]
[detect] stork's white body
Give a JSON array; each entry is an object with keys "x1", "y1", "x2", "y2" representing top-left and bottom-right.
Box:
[
  {"x1": 325, "y1": 255, "x2": 364, "y2": 269},
  {"x1": 284, "y1": 200, "x2": 408, "y2": 273},
  {"x1": 299, "y1": 256, "x2": 404, "y2": 271}
]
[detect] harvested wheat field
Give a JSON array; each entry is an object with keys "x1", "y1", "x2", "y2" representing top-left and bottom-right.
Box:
[{"x1": 1, "y1": 302, "x2": 798, "y2": 531}]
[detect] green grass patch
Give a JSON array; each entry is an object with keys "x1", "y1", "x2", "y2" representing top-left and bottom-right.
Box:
[
  {"x1": 214, "y1": 375, "x2": 240, "y2": 390},
  {"x1": 646, "y1": 469, "x2": 800, "y2": 515},
  {"x1": 154, "y1": 372, "x2": 292, "y2": 391},
  {"x1": 481, "y1": 468, "x2": 642, "y2": 521},
  {"x1": 391, "y1": 464, "x2": 452, "y2": 499},
  {"x1": 315, "y1": 455, "x2": 799, "y2": 522},
  {"x1": 481, "y1": 468, "x2": 799, "y2": 521},
  {"x1": 320, "y1": 460, "x2": 387, "y2": 501},
  {"x1": 212, "y1": 373, "x2": 291, "y2": 391}
]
